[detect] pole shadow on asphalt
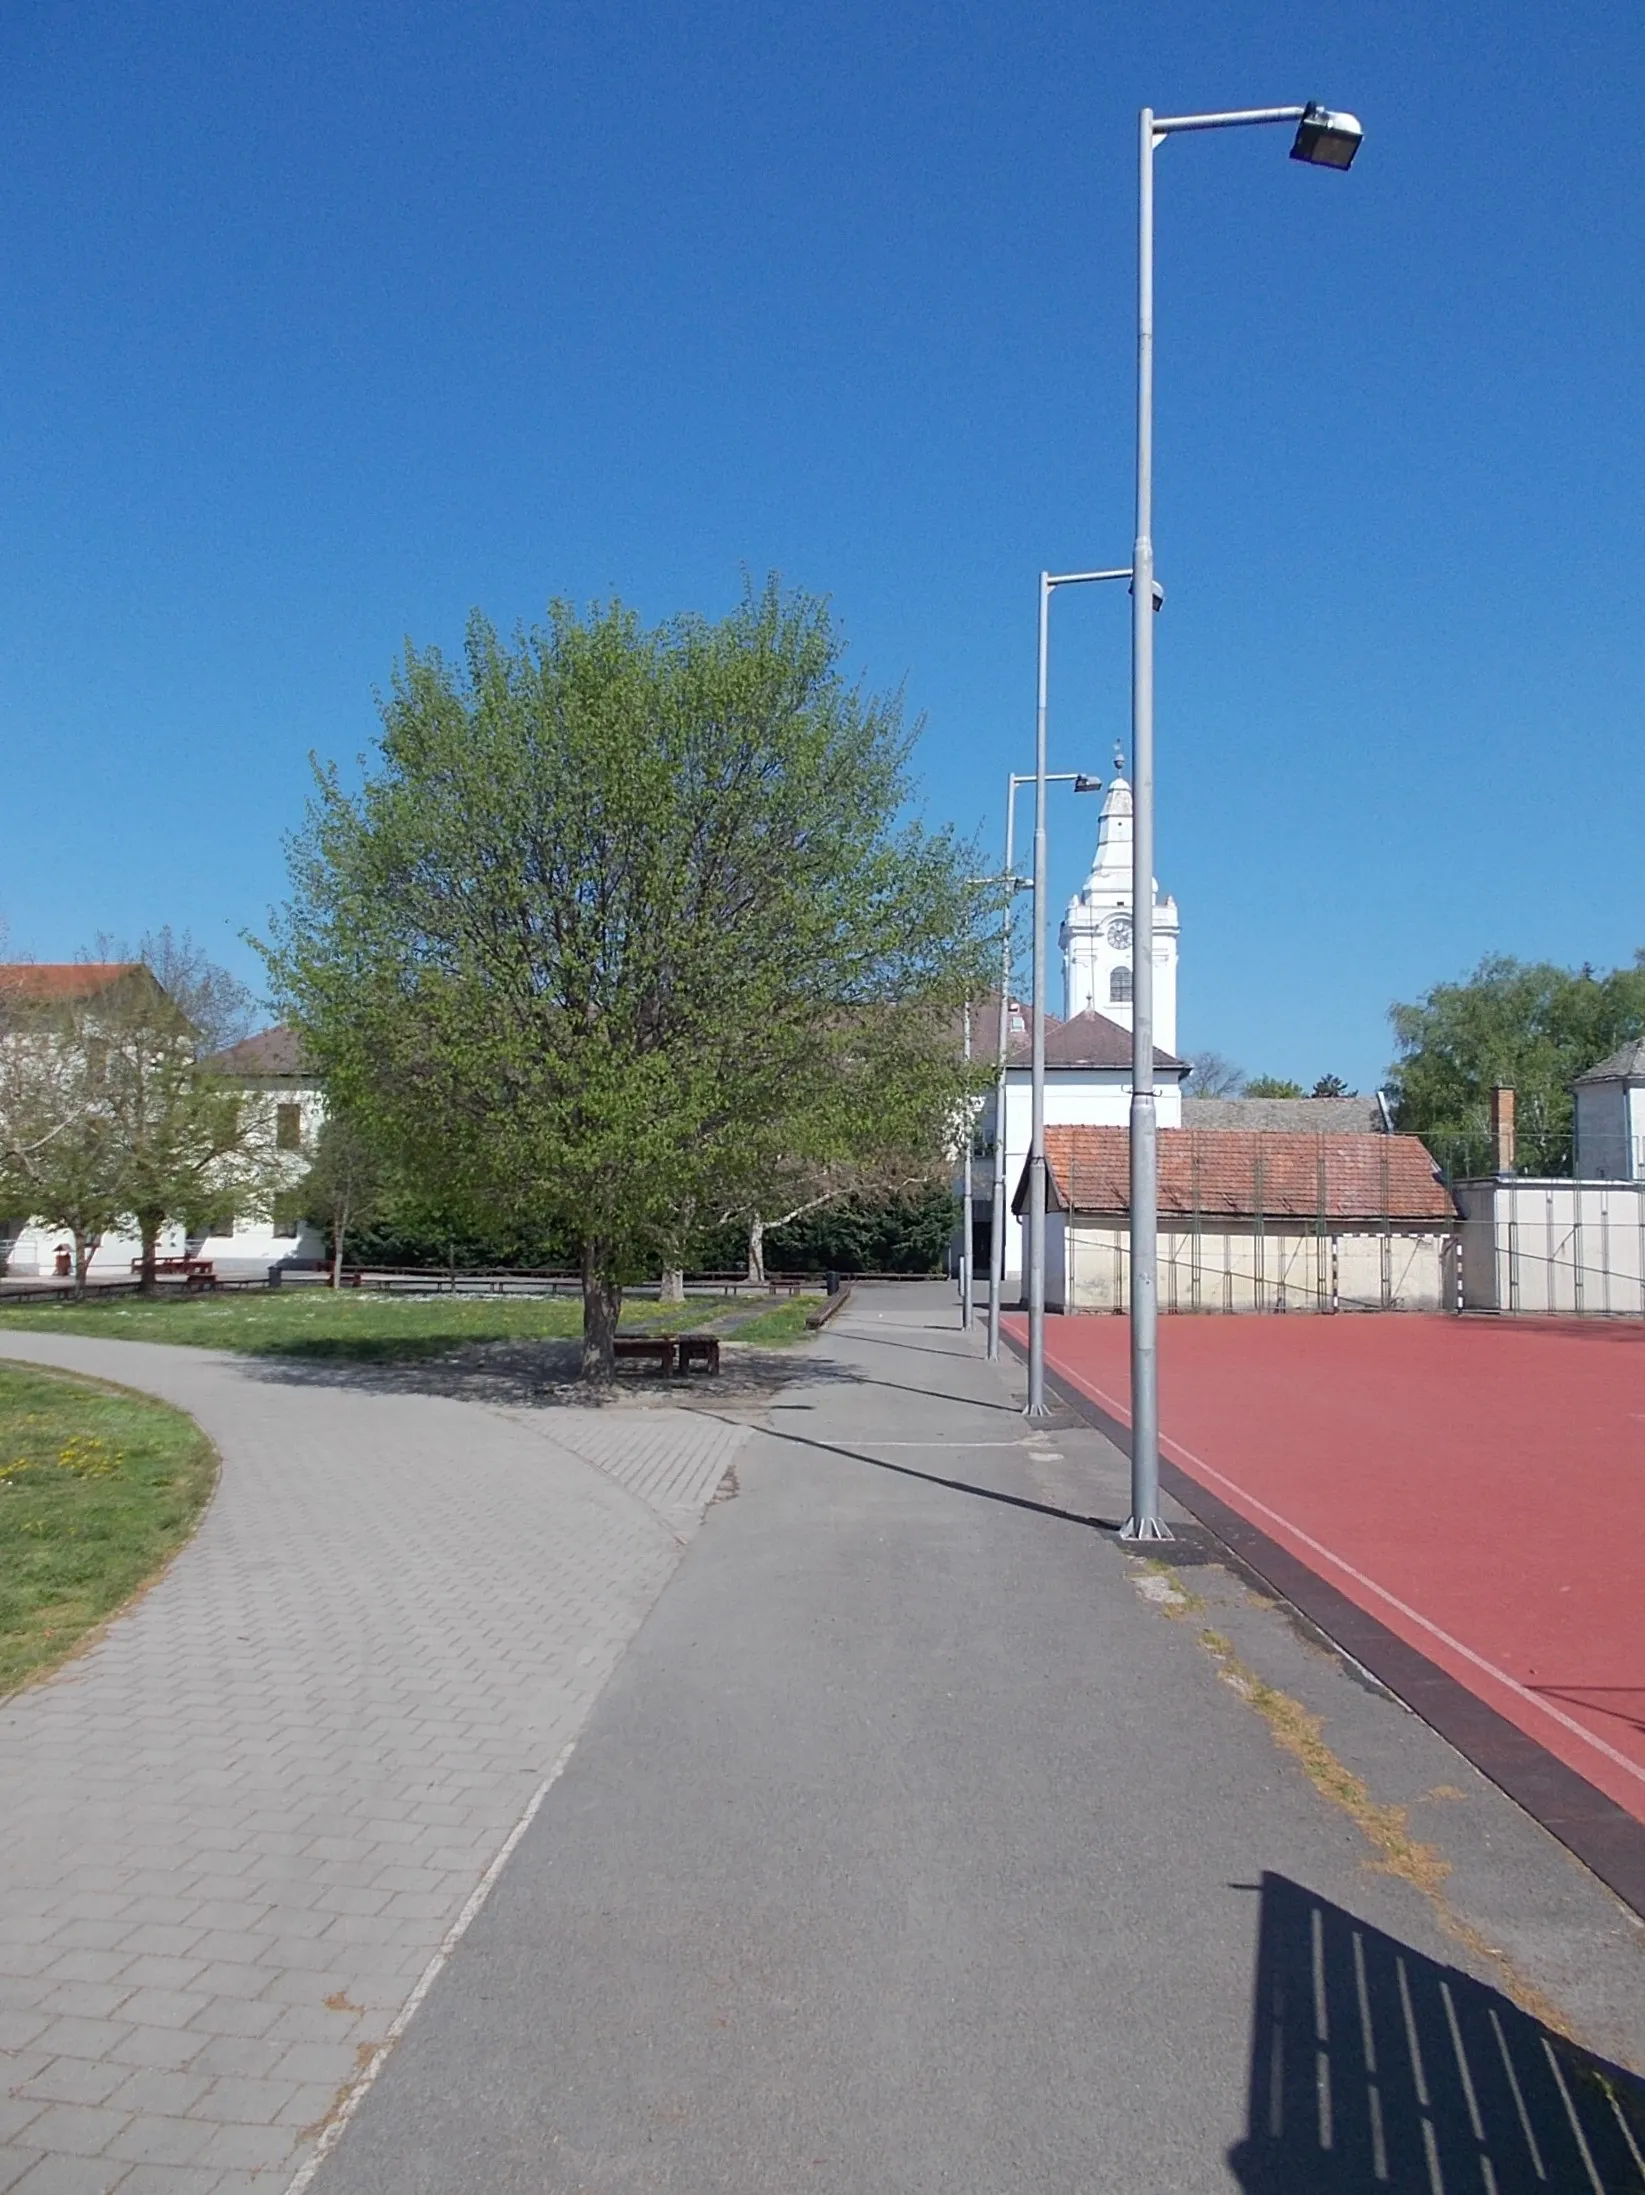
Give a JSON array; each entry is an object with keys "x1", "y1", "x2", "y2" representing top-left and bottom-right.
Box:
[{"x1": 1229, "y1": 1873, "x2": 1645, "y2": 2193}]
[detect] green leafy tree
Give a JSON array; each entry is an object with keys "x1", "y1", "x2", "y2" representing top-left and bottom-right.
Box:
[
  {"x1": 0, "y1": 985, "x2": 125, "y2": 1293},
  {"x1": 264, "y1": 581, "x2": 993, "y2": 1375},
  {"x1": 1244, "y1": 1075, "x2": 1306, "y2": 1099},
  {"x1": 719, "y1": 1003, "x2": 983, "y2": 1282},
  {"x1": 1387, "y1": 951, "x2": 1645, "y2": 1176},
  {"x1": 97, "y1": 979, "x2": 276, "y2": 1292},
  {"x1": 300, "y1": 1115, "x2": 388, "y2": 1287},
  {"x1": 1310, "y1": 1074, "x2": 1353, "y2": 1098},
  {"x1": 766, "y1": 1181, "x2": 959, "y2": 1275}
]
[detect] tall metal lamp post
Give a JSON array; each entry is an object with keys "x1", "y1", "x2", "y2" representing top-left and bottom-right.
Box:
[
  {"x1": 1120, "y1": 100, "x2": 1362, "y2": 1537},
  {"x1": 1025, "y1": 568, "x2": 1130, "y2": 1415},
  {"x1": 985, "y1": 768, "x2": 1100, "y2": 1363}
]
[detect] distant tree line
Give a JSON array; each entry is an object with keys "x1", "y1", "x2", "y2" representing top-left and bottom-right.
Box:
[{"x1": 1387, "y1": 951, "x2": 1645, "y2": 1177}]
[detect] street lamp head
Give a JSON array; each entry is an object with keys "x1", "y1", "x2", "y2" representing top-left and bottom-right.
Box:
[
  {"x1": 1290, "y1": 103, "x2": 1363, "y2": 169},
  {"x1": 1073, "y1": 774, "x2": 1103, "y2": 794}
]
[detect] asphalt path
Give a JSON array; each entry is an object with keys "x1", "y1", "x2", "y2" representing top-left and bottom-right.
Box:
[{"x1": 315, "y1": 1284, "x2": 1645, "y2": 2195}]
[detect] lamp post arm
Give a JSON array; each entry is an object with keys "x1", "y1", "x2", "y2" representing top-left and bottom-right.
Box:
[{"x1": 1153, "y1": 105, "x2": 1306, "y2": 135}]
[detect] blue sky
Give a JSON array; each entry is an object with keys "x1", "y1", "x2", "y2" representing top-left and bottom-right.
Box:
[{"x1": 2, "y1": 0, "x2": 1641, "y2": 1093}]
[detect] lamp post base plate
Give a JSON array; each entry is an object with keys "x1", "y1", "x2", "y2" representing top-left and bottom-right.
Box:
[
  {"x1": 1119, "y1": 1514, "x2": 1174, "y2": 1542},
  {"x1": 1023, "y1": 1401, "x2": 1055, "y2": 1420}
]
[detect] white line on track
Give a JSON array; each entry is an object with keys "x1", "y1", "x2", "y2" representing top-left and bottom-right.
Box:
[{"x1": 1064, "y1": 1368, "x2": 1645, "y2": 1798}]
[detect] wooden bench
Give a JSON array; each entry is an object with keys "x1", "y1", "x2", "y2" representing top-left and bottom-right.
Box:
[
  {"x1": 610, "y1": 1334, "x2": 721, "y2": 1377},
  {"x1": 131, "y1": 1257, "x2": 216, "y2": 1290},
  {"x1": 613, "y1": 1336, "x2": 678, "y2": 1375}
]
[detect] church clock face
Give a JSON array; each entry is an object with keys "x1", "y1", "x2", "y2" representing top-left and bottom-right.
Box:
[{"x1": 1106, "y1": 916, "x2": 1133, "y2": 951}]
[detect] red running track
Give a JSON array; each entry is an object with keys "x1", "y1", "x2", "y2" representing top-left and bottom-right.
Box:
[{"x1": 1009, "y1": 1312, "x2": 1645, "y2": 1826}]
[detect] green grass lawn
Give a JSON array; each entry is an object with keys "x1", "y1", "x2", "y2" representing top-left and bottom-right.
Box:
[
  {"x1": 0, "y1": 1361, "x2": 218, "y2": 1698},
  {"x1": 0, "y1": 1286, "x2": 816, "y2": 1362},
  {"x1": 723, "y1": 1297, "x2": 824, "y2": 1345}
]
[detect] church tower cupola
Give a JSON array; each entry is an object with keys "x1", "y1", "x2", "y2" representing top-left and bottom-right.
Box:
[{"x1": 1057, "y1": 771, "x2": 1179, "y2": 1053}]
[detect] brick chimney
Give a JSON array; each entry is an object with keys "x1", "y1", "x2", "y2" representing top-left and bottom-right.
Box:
[{"x1": 1491, "y1": 1085, "x2": 1516, "y2": 1174}]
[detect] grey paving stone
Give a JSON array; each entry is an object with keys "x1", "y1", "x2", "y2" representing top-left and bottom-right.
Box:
[
  {"x1": 272, "y1": 2084, "x2": 337, "y2": 2133},
  {"x1": 100, "y1": 2024, "x2": 207, "y2": 2071},
  {"x1": 28, "y1": 2019, "x2": 132, "y2": 2063},
  {"x1": 101, "y1": 2112, "x2": 217, "y2": 2167},
  {"x1": 111, "y1": 1955, "x2": 206, "y2": 1992},
  {"x1": 7, "y1": 2157, "x2": 125, "y2": 2195},
  {"x1": 187, "y1": 2039, "x2": 289, "y2": 2081},
  {"x1": 11, "y1": 2062, "x2": 126, "y2": 2110},
  {"x1": 110, "y1": 1987, "x2": 208, "y2": 2030},
  {"x1": 193, "y1": 2121, "x2": 300, "y2": 2173},
  {"x1": 32, "y1": 1985, "x2": 130, "y2": 2024},
  {"x1": 101, "y1": 2067, "x2": 213, "y2": 2116},
  {"x1": 5, "y1": 2103, "x2": 125, "y2": 2158},
  {"x1": 0, "y1": 2102, "x2": 44, "y2": 2144},
  {"x1": 0, "y1": 2009, "x2": 50, "y2": 2053},
  {"x1": 0, "y1": 1331, "x2": 747, "y2": 2192},
  {"x1": 115, "y1": 2167, "x2": 222, "y2": 2195},
  {"x1": 0, "y1": 2149, "x2": 46, "y2": 2195}
]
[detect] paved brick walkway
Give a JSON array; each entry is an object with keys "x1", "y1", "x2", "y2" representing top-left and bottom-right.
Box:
[{"x1": 0, "y1": 1334, "x2": 746, "y2": 2194}]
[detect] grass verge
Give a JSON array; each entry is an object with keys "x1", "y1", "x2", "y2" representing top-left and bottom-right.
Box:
[
  {"x1": 0, "y1": 1290, "x2": 746, "y2": 1364},
  {"x1": 0, "y1": 1361, "x2": 218, "y2": 1699},
  {"x1": 723, "y1": 1297, "x2": 824, "y2": 1346}
]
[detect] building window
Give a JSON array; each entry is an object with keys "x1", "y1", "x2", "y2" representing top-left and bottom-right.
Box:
[
  {"x1": 1110, "y1": 965, "x2": 1133, "y2": 1004},
  {"x1": 276, "y1": 1104, "x2": 302, "y2": 1151},
  {"x1": 272, "y1": 1196, "x2": 303, "y2": 1240}
]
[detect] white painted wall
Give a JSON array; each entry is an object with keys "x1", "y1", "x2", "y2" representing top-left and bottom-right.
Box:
[
  {"x1": 1455, "y1": 1176, "x2": 1645, "y2": 1314},
  {"x1": 2, "y1": 1219, "x2": 186, "y2": 1281},
  {"x1": 193, "y1": 1073, "x2": 329, "y2": 1274},
  {"x1": 1, "y1": 1071, "x2": 329, "y2": 1282},
  {"x1": 1058, "y1": 777, "x2": 1179, "y2": 1054},
  {"x1": 1064, "y1": 1222, "x2": 1448, "y2": 1314},
  {"x1": 963, "y1": 1064, "x2": 1184, "y2": 1301}
]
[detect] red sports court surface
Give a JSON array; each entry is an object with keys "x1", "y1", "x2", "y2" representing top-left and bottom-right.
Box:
[{"x1": 1014, "y1": 1312, "x2": 1645, "y2": 1828}]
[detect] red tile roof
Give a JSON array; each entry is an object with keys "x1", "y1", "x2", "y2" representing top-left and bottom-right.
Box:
[
  {"x1": 0, "y1": 962, "x2": 143, "y2": 1001},
  {"x1": 1027, "y1": 1126, "x2": 1454, "y2": 1223}
]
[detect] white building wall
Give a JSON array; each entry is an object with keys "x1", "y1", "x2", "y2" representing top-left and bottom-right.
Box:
[
  {"x1": 1454, "y1": 1177, "x2": 1645, "y2": 1315},
  {"x1": 1058, "y1": 777, "x2": 1179, "y2": 1054},
  {"x1": 1, "y1": 1073, "x2": 328, "y2": 1283},
  {"x1": 1065, "y1": 1222, "x2": 1448, "y2": 1314},
  {"x1": 2, "y1": 1219, "x2": 186, "y2": 1282},
  {"x1": 193, "y1": 1073, "x2": 328, "y2": 1275},
  {"x1": 970, "y1": 1066, "x2": 1184, "y2": 1301}
]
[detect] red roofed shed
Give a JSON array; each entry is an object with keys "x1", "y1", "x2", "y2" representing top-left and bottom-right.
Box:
[{"x1": 1014, "y1": 1126, "x2": 1456, "y2": 1314}]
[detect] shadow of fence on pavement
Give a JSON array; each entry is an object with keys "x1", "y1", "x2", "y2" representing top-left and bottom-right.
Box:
[{"x1": 1229, "y1": 1872, "x2": 1645, "y2": 2193}]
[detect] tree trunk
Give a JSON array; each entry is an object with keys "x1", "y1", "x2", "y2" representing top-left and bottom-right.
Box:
[
  {"x1": 331, "y1": 1196, "x2": 348, "y2": 1289},
  {"x1": 746, "y1": 1214, "x2": 765, "y2": 1287},
  {"x1": 659, "y1": 1264, "x2": 685, "y2": 1304},
  {"x1": 72, "y1": 1230, "x2": 98, "y2": 1300},
  {"x1": 581, "y1": 1241, "x2": 621, "y2": 1381},
  {"x1": 138, "y1": 1211, "x2": 164, "y2": 1297}
]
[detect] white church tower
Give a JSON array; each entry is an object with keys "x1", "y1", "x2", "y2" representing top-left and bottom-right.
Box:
[{"x1": 1059, "y1": 769, "x2": 1179, "y2": 1053}]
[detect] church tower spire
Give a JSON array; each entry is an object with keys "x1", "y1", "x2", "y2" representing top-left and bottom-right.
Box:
[{"x1": 1058, "y1": 771, "x2": 1179, "y2": 1052}]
